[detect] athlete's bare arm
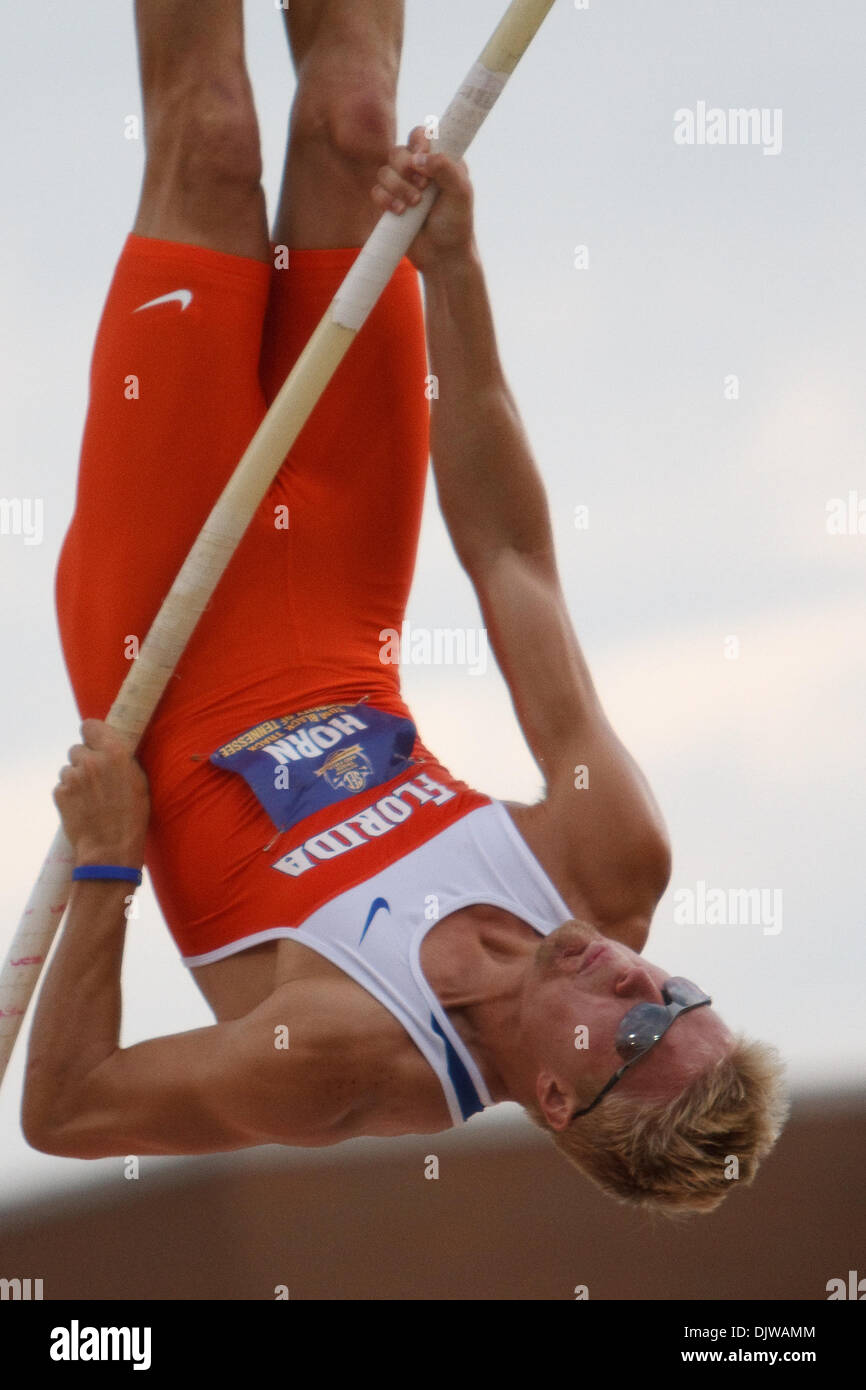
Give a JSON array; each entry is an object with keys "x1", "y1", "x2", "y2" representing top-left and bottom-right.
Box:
[
  {"x1": 25, "y1": 977, "x2": 348, "y2": 1158},
  {"x1": 378, "y1": 133, "x2": 672, "y2": 931},
  {"x1": 21, "y1": 721, "x2": 360, "y2": 1157}
]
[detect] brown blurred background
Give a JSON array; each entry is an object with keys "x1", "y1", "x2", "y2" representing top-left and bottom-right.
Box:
[{"x1": 0, "y1": 1086, "x2": 862, "y2": 1300}]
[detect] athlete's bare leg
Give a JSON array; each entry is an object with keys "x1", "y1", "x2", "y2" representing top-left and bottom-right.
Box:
[
  {"x1": 131, "y1": 0, "x2": 269, "y2": 261},
  {"x1": 272, "y1": 0, "x2": 404, "y2": 248}
]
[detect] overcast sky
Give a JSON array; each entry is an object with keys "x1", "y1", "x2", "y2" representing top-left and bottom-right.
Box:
[{"x1": 1, "y1": 0, "x2": 864, "y2": 1203}]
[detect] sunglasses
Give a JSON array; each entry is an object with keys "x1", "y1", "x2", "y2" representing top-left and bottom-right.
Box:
[{"x1": 570, "y1": 977, "x2": 712, "y2": 1121}]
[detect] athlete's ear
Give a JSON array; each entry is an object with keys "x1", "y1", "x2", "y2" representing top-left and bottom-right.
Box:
[{"x1": 536, "y1": 1070, "x2": 574, "y2": 1132}]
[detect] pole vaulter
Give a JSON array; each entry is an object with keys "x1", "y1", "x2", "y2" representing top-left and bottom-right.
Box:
[
  {"x1": 8, "y1": 0, "x2": 786, "y2": 1214},
  {"x1": 0, "y1": 0, "x2": 556, "y2": 1082}
]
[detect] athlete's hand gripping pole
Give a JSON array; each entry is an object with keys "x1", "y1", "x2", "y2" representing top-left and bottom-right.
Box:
[{"x1": 0, "y1": 0, "x2": 557, "y2": 1089}]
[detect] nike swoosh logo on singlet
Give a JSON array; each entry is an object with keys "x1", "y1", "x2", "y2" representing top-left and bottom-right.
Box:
[
  {"x1": 359, "y1": 897, "x2": 391, "y2": 944},
  {"x1": 133, "y1": 289, "x2": 193, "y2": 314}
]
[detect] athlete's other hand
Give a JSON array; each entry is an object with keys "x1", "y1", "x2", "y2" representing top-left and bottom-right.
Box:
[
  {"x1": 53, "y1": 719, "x2": 150, "y2": 868},
  {"x1": 371, "y1": 126, "x2": 474, "y2": 273}
]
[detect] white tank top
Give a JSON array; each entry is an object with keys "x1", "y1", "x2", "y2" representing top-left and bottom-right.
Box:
[{"x1": 291, "y1": 799, "x2": 573, "y2": 1126}]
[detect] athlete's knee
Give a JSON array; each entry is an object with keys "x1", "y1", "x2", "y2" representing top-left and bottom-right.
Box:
[
  {"x1": 144, "y1": 69, "x2": 263, "y2": 195},
  {"x1": 330, "y1": 90, "x2": 395, "y2": 168},
  {"x1": 292, "y1": 80, "x2": 396, "y2": 172}
]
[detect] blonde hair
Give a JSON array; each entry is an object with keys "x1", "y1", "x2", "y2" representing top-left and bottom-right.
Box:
[{"x1": 525, "y1": 1035, "x2": 789, "y2": 1216}]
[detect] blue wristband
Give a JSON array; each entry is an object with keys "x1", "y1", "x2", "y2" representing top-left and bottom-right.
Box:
[{"x1": 72, "y1": 865, "x2": 143, "y2": 886}]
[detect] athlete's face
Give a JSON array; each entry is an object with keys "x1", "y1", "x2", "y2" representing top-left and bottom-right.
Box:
[{"x1": 521, "y1": 920, "x2": 733, "y2": 1130}]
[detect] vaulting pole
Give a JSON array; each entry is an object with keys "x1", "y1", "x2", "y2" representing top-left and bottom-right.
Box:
[{"x1": 0, "y1": 0, "x2": 557, "y2": 1086}]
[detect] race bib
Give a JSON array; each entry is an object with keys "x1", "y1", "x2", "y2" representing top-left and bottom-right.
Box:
[{"x1": 209, "y1": 700, "x2": 418, "y2": 832}]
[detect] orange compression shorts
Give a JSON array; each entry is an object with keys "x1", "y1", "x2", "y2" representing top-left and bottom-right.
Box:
[{"x1": 55, "y1": 234, "x2": 488, "y2": 962}]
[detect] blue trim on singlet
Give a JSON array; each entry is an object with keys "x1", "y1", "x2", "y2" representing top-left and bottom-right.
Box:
[{"x1": 430, "y1": 1013, "x2": 485, "y2": 1121}]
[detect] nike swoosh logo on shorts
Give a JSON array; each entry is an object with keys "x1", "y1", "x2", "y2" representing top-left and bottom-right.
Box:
[
  {"x1": 360, "y1": 897, "x2": 391, "y2": 944},
  {"x1": 133, "y1": 289, "x2": 193, "y2": 314}
]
